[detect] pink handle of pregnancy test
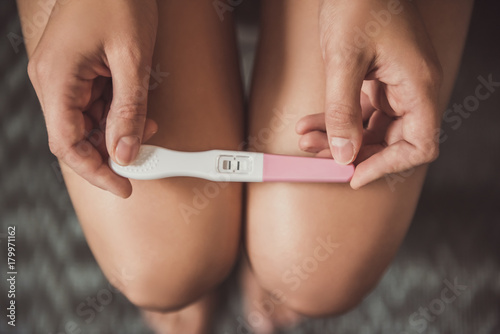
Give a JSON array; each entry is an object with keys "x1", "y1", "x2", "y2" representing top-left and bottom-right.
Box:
[{"x1": 262, "y1": 154, "x2": 354, "y2": 183}]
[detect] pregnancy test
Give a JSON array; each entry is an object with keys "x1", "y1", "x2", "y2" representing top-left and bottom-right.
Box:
[{"x1": 109, "y1": 145, "x2": 354, "y2": 182}]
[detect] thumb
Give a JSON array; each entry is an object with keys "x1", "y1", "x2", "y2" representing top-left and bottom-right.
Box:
[
  {"x1": 106, "y1": 52, "x2": 151, "y2": 166},
  {"x1": 324, "y1": 55, "x2": 367, "y2": 165}
]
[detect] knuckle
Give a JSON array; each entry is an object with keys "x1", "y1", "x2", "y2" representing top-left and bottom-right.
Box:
[
  {"x1": 299, "y1": 137, "x2": 315, "y2": 151},
  {"x1": 123, "y1": 49, "x2": 143, "y2": 70},
  {"x1": 319, "y1": 31, "x2": 368, "y2": 73},
  {"x1": 112, "y1": 104, "x2": 147, "y2": 123},
  {"x1": 385, "y1": 148, "x2": 402, "y2": 174},
  {"x1": 424, "y1": 144, "x2": 440, "y2": 162},
  {"x1": 419, "y1": 57, "x2": 443, "y2": 89},
  {"x1": 415, "y1": 144, "x2": 439, "y2": 164},
  {"x1": 324, "y1": 46, "x2": 367, "y2": 76},
  {"x1": 319, "y1": 30, "x2": 336, "y2": 60},
  {"x1": 27, "y1": 55, "x2": 49, "y2": 81},
  {"x1": 427, "y1": 64, "x2": 443, "y2": 89},
  {"x1": 112, "y1": 42, "x2": 145, "y2": 72},
  {"x1": 325, "y1": 104, "x2": 357, "y2": 130},
  {"x1": 48, "y1": 138, "x2": 65, "y2": 158}
]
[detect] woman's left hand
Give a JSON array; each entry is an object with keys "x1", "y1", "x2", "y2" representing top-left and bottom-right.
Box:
[{"x1": 296, "y1": 0, "x2": 443, "y2": 189}]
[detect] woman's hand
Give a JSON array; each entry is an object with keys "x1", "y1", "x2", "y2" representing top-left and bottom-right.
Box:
[
  {"x1": 296, "y1": 0, "x2": 442, "y2": 189},
  {"x1": 28, "y1": 0, "x2": 159, "y2": 198}
]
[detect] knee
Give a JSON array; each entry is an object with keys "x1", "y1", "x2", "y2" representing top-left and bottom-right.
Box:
[
  {"x1": 110, "y1": 209, "x2": 240, "y2": 313},
  {"x1": 118, "y1": 243, "x2": 237, "y2": 312},
  {"x1": 282, "y1": 280, "x2": 371, "y2": 318},
  {"x1": 257, "y1": 265, "x2": 375, "y2": 318},
  {"x1": 249, "y1": 234, "x2": 381, "y2": 318}
]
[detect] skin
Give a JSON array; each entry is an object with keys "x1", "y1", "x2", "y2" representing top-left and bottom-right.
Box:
[
  {"x1": 27, "y1": 0, "x2": 159, "y2": 198},
  {"x1": 18, "y1": 0, "x2": 244, "y2": 332},
  {"x1": 316, "y1": 0, "x2": 444, "y2": 190},
  {"x1": 16, "y1": 0, "x2": 473, "y2": 332},
  {"x1": 244, "y1": 0, "x2": 472, "y2": 331}
]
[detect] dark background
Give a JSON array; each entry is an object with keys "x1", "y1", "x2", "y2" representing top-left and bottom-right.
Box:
[{"x1": 1, "y1": 0, "x2": 499, "y2": 333}]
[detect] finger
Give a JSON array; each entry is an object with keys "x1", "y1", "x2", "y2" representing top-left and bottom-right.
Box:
[
  {"x1": 296, "y1": 90, "x2": 375, "y2": 136},
  {"x1": 362, "y1": 80, "x2": 397, "y2": 117},
  {"x1": 86, "y1": 99, "x2": 157, "y2": 157},
  {"x1": 350, "y1": 141, "x2": 414, "y2": 189},
  {"x1": 351, "y1": 72, "x2": 441, "y2": 189},
  {"x1": 322, "y1": 47, "x2": 368, "y2": 165},
  {"x1": 360, "y1": 87, "x2": 376, "y2": 124},
  {"x1": 298, "y1": 131, "x2": 329, "y2": 153},
  {"x1": 84, "y1": 100, "x2": 107, "y2": 158},
  {"x1": 85, "y1": 98, "x2": 106, "y2": 128},
  {"x1": 89, "y1": 119, "x2": 157, "y2": 159},
  {"x1": 362, "y1": 110, "x2": 394, "y2": 145},
  {"x1": 83, "y1": 113, "x2": 94, "y2": 134},
  {"x1": 383, "y1": 117, "x2": 404, "y2": 146},
  {"x1": 85, "y1": 76, "x2": 111, "y2": 110},
  {"x1": 142, "y1": 118, "x2": 158, "y2": 143},
  {"x1": 296, "y1": 113, "x2": 326, "y2": 134},
  {"x1": 46, "y1": 92, "x2": 132, "y2": 198},
  {"x1": 106, "y1": 49, "x2": 152, "y2": 166},
  {"x1": 27, "y1": 59, "x2": 46, "y2": 112},
  {"x1": 354, "y1": 143, "x2": 385, "y2": 164},
  {"x1": 30, "y1": 55, "x2": 133, "y2": 198},
  {"x1": 57, "y1": 141, "x2": 132, "y2": 198},
  {"x1": 296, "y1": 89, "x2": 376, "y2": 134},
  {"x1": 350, "y1": 115, "x2": 439, "y2": 189},
  {"x1": 316, "y1": 149, "x2": 332, "y2": 159}
]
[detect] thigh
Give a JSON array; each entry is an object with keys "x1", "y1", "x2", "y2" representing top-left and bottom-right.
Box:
[
  {"x1": 245, "y1": 0, "x2": 472, "y2": 316},
  {"x1": 18, "y1": 0, "x2": 244, "y2": 310}
]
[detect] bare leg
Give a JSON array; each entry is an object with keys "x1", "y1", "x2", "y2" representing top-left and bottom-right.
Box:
[
  {"x1": 243, "y1": 0, "x2": 473, "y2": 331},
  {"x1": 141, "y1": 291, "x2": 218, "y2": 334},
  {"x1": 17, "y1": 0, "x2": 244, "y2": 332}
]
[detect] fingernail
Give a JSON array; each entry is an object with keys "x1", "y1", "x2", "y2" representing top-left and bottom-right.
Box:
[
  {"x1": 331, "y1": 137, "x2": 354, "y2": 164},
  {"x1": 116, "y1": 136, "x2": 140, "y2": 165}
]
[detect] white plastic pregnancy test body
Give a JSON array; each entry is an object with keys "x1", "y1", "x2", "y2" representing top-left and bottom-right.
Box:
[{"x1": 109, "y1": 145, "x2": 354, "y2": 183}]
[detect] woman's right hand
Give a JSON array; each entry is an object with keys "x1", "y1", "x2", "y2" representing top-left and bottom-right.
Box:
[{"x1": 28, "y1": 0, "x2": 159, "y2": 198}]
